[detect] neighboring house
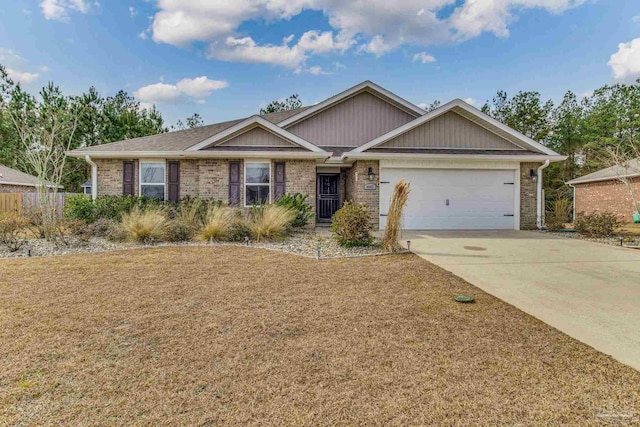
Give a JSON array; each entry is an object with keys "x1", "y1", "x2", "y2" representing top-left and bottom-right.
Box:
[
  {"x1": 68, "y1": 81, "x2": 565, "y2": 230},
  {"x1": 0, "y1": 164, "x2": 62, "y2": 193},
  {"x1": 567, "y1": 158, "x2": 640, "y2": 220}
]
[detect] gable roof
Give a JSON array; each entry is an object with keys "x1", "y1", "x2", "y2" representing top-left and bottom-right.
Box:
[
  {"x1": 566, "y1": 158, "x2": 640, "y2": 185},
  {"x1": 349, "y1": 99, "x2": 560, "y2": 156},
  {"x1": 186, "y1": 116, "x2": 326, "y2": 153},
  {"x1": 277, "y1": 80, "x2": 425, "y2": 128},
  {"x1": 0, "y1": 164, "x2": 62, "y2": 188},
  {"x1": 68, "y1": 108, "x2": 308, "y2": 154}
]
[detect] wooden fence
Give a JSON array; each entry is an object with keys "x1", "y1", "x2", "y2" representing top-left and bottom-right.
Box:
[{"x1": 0, "y1": 193, "x2": 76, "y2": 217}]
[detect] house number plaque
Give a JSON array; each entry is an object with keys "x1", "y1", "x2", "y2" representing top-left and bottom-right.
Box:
[{"x1": 364, "y1": 183, "x2": 376, "y2": 190}]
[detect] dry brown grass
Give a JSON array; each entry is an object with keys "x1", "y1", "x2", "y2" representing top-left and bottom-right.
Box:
[
  {"x1": 248, "y1": 204, "x2": 295, "y2": 241},
  {"x1": 197, "y1": 206, "x2": 239, "y2": 242},
  {"x1": 120, "y1": 207, "x2": 168, "y2": 242},
  {"x1": 382, "y1": 179, "x2": 410, "y2": 252},
  {"x1": 0, "y1": 248, "x2": 638, "y2": 426}
]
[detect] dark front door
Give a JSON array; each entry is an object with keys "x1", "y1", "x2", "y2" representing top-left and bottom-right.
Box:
[{"x1": 317, "y1": 174, "x2": 340, "y2": 222}]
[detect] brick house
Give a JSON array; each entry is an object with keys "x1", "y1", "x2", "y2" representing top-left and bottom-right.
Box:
[
  {"x1": 0, "y1": 164, "x2": 57, "y2": 193},
  {"x1": 567, "y1": 158, "x2": 640, "y2": 222},
  {"x1": 68, "y1": 81, "x2": 565, "y2": 230}
]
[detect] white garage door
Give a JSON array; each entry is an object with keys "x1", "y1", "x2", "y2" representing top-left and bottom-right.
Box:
[{"x1": 380, "y1": 168, "x2": 516, "y2": 230}]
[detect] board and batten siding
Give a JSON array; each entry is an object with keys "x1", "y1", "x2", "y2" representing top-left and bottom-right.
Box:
[
  {"x1": 286, "y1": 91, "x2": 416, "y2": 147},
  {"x1": 378, "y1": 111, "x2": 523, "y2": 150},
  {"x1": 215, "y1": 126, "x2": 297, "y2": 148}
]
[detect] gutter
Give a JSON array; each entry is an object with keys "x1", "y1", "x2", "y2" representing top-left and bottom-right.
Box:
[
  {"x1": 537, "y1": 160, "x2": 550, "y2": 229},
  {"x1": 342, "y1": 152, "x2": 567, "y2": 162},
  {"x1": 85, "y1": 155, "x2": 98, "y2": 200}
]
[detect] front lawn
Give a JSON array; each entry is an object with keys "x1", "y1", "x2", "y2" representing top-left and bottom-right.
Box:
[{"x1": 0, "y1": 247, "x2": 638, "y2": 425}]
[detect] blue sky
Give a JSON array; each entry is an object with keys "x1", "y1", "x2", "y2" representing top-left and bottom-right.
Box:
[{"x1": 1, "y1": 1, "x2": 639, "y2": 126}]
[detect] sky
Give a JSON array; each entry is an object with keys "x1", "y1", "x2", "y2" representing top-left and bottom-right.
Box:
[{"x1": 0, "y1": 0, "x2": 639, "y2": 126}]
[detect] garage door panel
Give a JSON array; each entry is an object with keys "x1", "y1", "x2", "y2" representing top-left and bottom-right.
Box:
[{"x1": 380, "y1": 168, "x2": 516, "y2": 230}]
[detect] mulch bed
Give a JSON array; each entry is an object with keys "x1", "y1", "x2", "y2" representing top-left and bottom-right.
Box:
[{"x1": 0, "y1": 247, "x2": 638, "y2": 425}]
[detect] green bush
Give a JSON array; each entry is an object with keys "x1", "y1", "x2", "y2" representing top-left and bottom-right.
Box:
[
  {"x1": 94, "y1": 195, "x2": 152, "y2": 221},
  {"x1": 575, "y1": 211, "x2": 621, "y2": 237},
  {"x1": 330, "y1": 202, "x2": 372, "y2": 247},
  {"x1": 63, "y1": 194, "x2": 96, "y2": 223},
  {"x1": 275, "y1": 193, "x2": 314, "y2": 227}
]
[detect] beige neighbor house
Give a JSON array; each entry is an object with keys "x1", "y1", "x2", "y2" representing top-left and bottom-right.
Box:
[
  {"x1": 566, "y1": 158, "x2": 640, "y2": 222},
  {"x1": 0, "y1": 164, "x2": 60, "y2": 193},
  {"x1": 68, "y1": 81, "x2": 566, "y2": 230}
]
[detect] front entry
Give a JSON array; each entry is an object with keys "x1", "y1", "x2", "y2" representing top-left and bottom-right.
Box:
[{"x1": 317, "y1": 174, "x2": 340, "y2": 223}]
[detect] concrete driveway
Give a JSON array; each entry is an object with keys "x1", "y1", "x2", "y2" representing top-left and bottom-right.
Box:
[{"x1": 404, "y1": 230, "x2": 640, "y2": 370}]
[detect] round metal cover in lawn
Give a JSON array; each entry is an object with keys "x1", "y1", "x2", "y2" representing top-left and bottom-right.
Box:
[{"x1": 454, "y1": 295, "x2": 475, "y2": 303}]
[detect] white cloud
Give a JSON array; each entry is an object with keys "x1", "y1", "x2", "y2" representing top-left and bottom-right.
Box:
[
  {"x1": 6, "y1": 68, "x2": 40, "y2": 83},
  {"x1": 134, "y1": 76, "x2": 228, "y2": 103},
  {"x1": 0, "y1": 48, "x2": 44, "y2": 84},
  {"x1": 418, "y1": 103, "x2": 428, "y2": 109},
  {"x1": 175, "y1": 76, "x2": 228, "y2": 97},
  {"x1": 608, "y1": 38, "x2": 640, "y2": 81},
  {"x1": 40, "y1": 0, "x2": 90, "y2": 21},
  {"x1": 462, "y1": 97, "x2": 476, "y2": 106},
  {"x1": 129, "y1": 6, "x2": 137, "y2": 18},
  {"x1": 148, "y1": 0, "x2": 588, "y2": 67},
  {"x1": 413, "y1": 51, "x2": 436, "y2": 64}
]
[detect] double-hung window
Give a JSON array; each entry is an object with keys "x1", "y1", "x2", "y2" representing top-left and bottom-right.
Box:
[
  {"x1": 245, "y1": 162, "x2": 270, "y2": 206},
  {"x1": 140, "y1": 161, "x2": 165, "y2": 200}
]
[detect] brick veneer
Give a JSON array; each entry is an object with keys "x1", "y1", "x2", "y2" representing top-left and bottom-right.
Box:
[
  {"x1": 520, "y1": 162, "x2": 541, "y2": 230},
  {"x1": 344, "y1": 160, "x2": 380, "y2": 228},
  {"x1": 0, "y1": 184, "x2": 37, "y2": 193},
  {"x1": 574, "y1": 177, "x2": 640, "y2": 220},
  {"x1": 94, "y1": 159, "x2": 316, "y2": 213}
]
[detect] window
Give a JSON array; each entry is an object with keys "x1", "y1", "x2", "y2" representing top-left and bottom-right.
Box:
[
  {"x1": 140, "y1": 161, "x2": 165, "y2": 200},
  {"x1": 245, "y1": 162, "x2": 270, "y2": 206},
  {"x1": 83, "y1": 186, "x2": 91, "y2": 195}
]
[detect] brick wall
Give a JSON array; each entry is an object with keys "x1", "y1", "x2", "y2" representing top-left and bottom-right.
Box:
[
  {"x1": 95, "y1": 159, "x2": 139, "y2": 196},
  {"x1": 344, "y1": 160, "x2": 380, "y2": 229},
  {"x1": 574, "y1": 177, "x2": 640, "y2": 220},
  {"x1": 274, "y1": 159, "x2": 317, "y2": 211},
  {"x1": 0, "y1": 184, "x2": 37, "y2": 193},
  {"x1": 520, "y1": 162, "x2": 541, "y2": 230}
]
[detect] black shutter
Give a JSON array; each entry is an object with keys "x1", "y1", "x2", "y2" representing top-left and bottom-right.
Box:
[
  {"x1": 123, "y1": 161, "x2": 134, "y2": 196},
  {"x1": 229, "y1": 161, "x2": 241, "y2": 206},
  {"x1": 274, "y1": 162, "x2": 285, "y2": 200},
  {"x1": 168, "y1": 161, "x2": 180, "y2": 202}
]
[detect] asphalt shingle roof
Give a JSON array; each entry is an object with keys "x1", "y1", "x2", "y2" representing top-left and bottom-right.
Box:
[
  {"x1": 566, "y1": 158, "x2": 640, "y2": 185},
  {"x1": 0, "y1": 164, "x2": 40, "y2": 187}
]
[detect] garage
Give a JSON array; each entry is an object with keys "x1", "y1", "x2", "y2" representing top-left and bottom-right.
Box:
[{"x1": 379, "y1": 168, "x2": 517, "y2": 230}]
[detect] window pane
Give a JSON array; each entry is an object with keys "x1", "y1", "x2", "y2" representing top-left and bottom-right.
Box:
[
  {"x1": 141, "y1": 163, "x2": 165, "y2": 184},
  {"x1": 141, "y1": 184, "x2": 165, "y2": 200},
  {"x1": 246, "y1": 163, "x2": 270, "y2": 184},
  {"x1": 246, "y1": 185, "x2": 269, "y2": 205}
]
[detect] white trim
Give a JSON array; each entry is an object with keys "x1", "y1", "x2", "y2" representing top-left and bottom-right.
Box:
[
  {"x1": 139, "y1": 159, "x2": 166, "y2": 200},
  {"x1": 277, "y1": 80, "x2": 425, "y2": 127},
  {"x1": 85, "y1": 155, "x2": 98, "y2": 200},
  {"x1": 0, "y1": 180, "x2": 63, "y2": 189},
  {"x1": 536, "y1": 160, "x2": 550, "y2": 229},
  {"x1": 185, "y1": 116, "x2": 325, "y2": 153},
  {"x1": 514, "y1": 168, "x2": 521, "y2": 230},
  {"x1": 244, "y1": 160, "x2": 271, "y2": 207},
  {"x1": 345, "y1": 152, "x2": 567, "y2": 162},
  {"x1": 67, "y1": 150, "x2": 331, "y2": 160},
  {"x1": 350, "y1": 99, "x2": 559, "y2": 156}
]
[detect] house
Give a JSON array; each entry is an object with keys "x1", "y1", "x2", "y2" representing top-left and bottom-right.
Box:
[
  {"x1": 0, "y1": 164, "x2": 62, "y2": 193},
  {"x1": 566, "y1": 158, "x2": 640, "y2": 221},
  {"x1": 81, "y1": 180, "x2": 92, "y2": 195},
  {"x1": 67, "y1": 81, "x2": 565, "y2": 230}
]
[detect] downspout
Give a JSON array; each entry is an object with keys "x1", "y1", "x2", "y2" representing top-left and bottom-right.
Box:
[
  {"x1": 85, "y1": 155, "x2": 98, "y2": 201},
  {"x1": 568, "y1": 183, "x2": 576, "y2": 223},
  {"x1": 536, "y1": 160, "x2": 550, "y2": 229}
]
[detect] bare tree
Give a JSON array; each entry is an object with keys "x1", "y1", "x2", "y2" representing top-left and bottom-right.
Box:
[
  {"x1": 7, "y1": 83, "x2": 79, "y2": 237},
  {"x1": 600, "y1": 144, "x2": 640, "y2": 216}
]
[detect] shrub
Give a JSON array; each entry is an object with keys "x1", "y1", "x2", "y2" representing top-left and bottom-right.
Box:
[
  {"x1": 227, "y1": 220, "x2": 252, "y2": 242},
  {"x1": 0, "y1": 212, "x2": 29, "y2": 252},
  {"x1": 574, "y1": 211, "x2": 621, "y2": 237},
  {"x1": 275, "y1": 193, "x2": 314, "y2": 227},
  {"x1": 62, "y1": 218, "x2": 93, "y2": 244},
  {"x1": 331, "y1": 202, "x2": 372, "y2": 247},
  {"x1": 198, "y1": 206, "x2": 239, "y2": 242},
  {"x1": 64, "y1": 194, "x2": 96, "y2": 223},
  {"x1": 545, "y1": 198, "x2": 572, "y2": 232},
  {"x1": 94, "y1": 195, "x2": 155, "y2": 221},
  {"x1": 120, "y1": 207, "x2": 168, "y2": 243},
  {"x1": 248, "y1": 204, "x2": 295, "y2": 241},
  {"x1": 89, "y1": 218, "x2": 117, "y2": 238}
]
